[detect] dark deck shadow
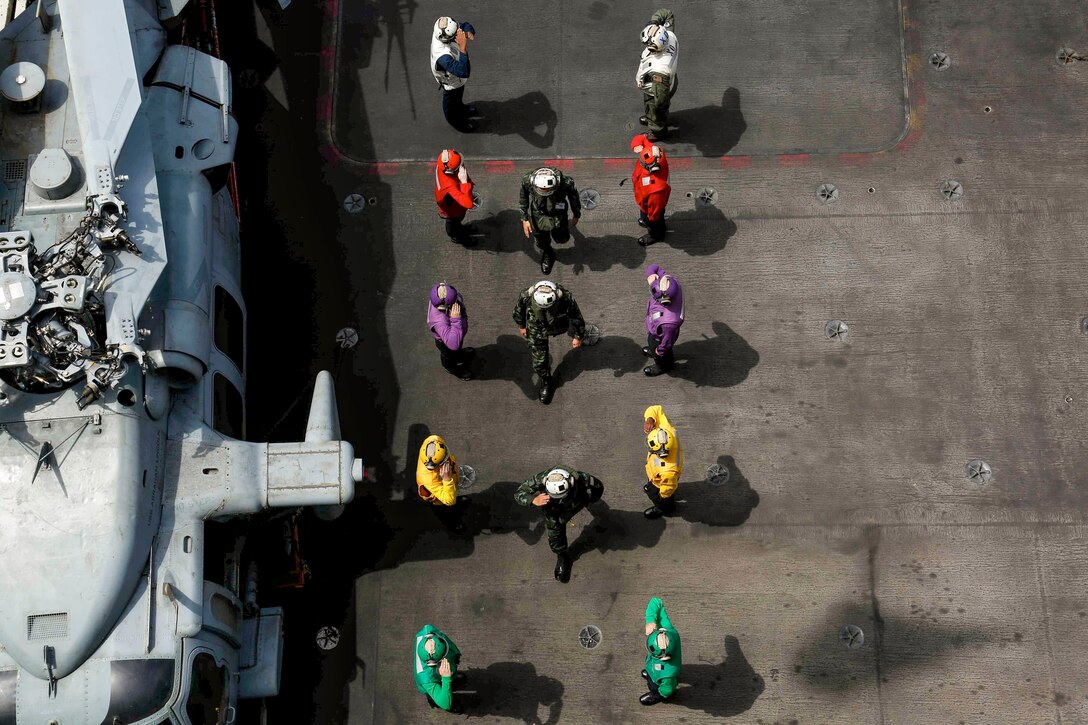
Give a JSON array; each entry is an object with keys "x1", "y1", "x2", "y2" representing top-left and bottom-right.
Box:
[
  {"x1": 472, "y1": 334, "x2": 539, "y2": 400},
  {"x1": 564, "y1": 226, "x2": 648, "y2": 275},
  {"x1": 675, "y1": 455, "x2": 759, "y2": 527},
  {"x1": 567, "y1": 499, "x2": 667, "y2": 560},
  {"x1": 672, "y1": 636, "x2": 764, "y2": 717},
  {"x1": 665, "y1": 321, "x2": 759, "y2": 389},
  {"x1": 668, "y1": 87, "x2": 747, "y2": 157},
  {"x1": 660, "y1": 204, "x2": 737, "y2": 256},
  {"x1": 470, "y1": 209, "x2": 536, "y2": 262},
  {"x1": 459, "y1": 662, "x2": 564, "y2": 724},
  {"x1": 552, "y1": 335, "x2": 645, "y2": 388},
  {"x1": 472, "y1": 91, "x2": 557, "y2": 148}
]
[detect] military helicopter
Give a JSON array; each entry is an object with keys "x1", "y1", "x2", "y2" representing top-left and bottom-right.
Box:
[{"x1": 0, "y1": 0, "x2": 359, "y2": 722}]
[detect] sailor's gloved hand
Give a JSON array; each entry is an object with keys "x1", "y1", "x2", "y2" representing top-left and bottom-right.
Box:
[
  {"x1": 571, "y1": 338, "x2": 582, "y2": 349},
  {"x1": 450, "y1": 302, "x2": 462, "y2": 318},
  {"x1": 457, "y1": 165, "x2": 469, "y2": 184},
  {"x1": 439, "y1": 659, "x2": 453, "y2": 678}
]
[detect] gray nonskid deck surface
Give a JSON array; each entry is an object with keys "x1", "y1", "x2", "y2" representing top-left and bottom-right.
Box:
[{"x1": 318, "y1": 0, "x2": 1088, "y2": 722}]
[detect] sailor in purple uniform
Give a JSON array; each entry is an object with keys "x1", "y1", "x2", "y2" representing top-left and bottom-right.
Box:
[
  {"x1": 428, "y1": 282, "x2": 474, "y2": 380},
  {"x1": 643, "y1": 264, "x2": 684, "y2": 377}
]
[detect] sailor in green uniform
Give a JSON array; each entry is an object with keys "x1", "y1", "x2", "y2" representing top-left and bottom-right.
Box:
[
  {"x1": 519, "y1": 167, "x2": 582, "y2": 274},
  {"x1": 413, "y1": 624, "x2": 465, "y2": 713},
  {"x1": 512, "y1": 280, "x2": 585, "y2": 405},
  {"x1": 514, "y1": 466, "x2": 604, "y2": 582},
  {"x1": 641, "y1": 597, "x2": 682, "y2": 705}
]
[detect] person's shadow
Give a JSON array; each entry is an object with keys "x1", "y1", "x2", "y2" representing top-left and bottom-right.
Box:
[
  {"x1": 567, "y1": 499, "x2": 667, "y2": 560},
  {"x1": 676, "y1": 455, "x2": 760, "y2": 527},
  {"x1": 473, "y1": 91, "x2": 557, "y2": 148},
  {"x1": 668, "y1": 321, "x2": 759, "y2": 388},
  {"x1": 552, "y1": 336, "x2": 645, "y2": 389},
  {"x1": 658, "y1": 203, "x2": 737, "y2": 256},
  {"x1": 457, "y1": 661, "x2": 564, "y2": 724},
  {"x1": 668, "y1": 87, "x2": 747, "y2": 157},
  {"x1": 472, "y1": 334, "x2": 539, "y2": 400},
  {"x1": 673, "y1": 636, "x2": 764, "y2": 716},
  {"x1": 563, "y1": 226, "x2": 647, "y2": 275}
]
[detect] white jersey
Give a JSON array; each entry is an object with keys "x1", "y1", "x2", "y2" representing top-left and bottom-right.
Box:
[
  {"x1": 430, "y1": 21, "x2": 467, "y2": 91},
  {"x1": 636, "y1": 32, "x2": 679, "y2": 91}
]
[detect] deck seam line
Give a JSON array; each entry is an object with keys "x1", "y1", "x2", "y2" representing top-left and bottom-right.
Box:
[{"x1": 1032, "y1": 530, "x2": 1063, "y2": 724}]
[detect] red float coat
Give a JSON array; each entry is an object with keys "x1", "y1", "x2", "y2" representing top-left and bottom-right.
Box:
[
  {"x1": 631, "y1": 134, "x2": 671, "y2": 222},
  {"x1": 434, "y1": 158, "x2": 474, "y2": 220}
]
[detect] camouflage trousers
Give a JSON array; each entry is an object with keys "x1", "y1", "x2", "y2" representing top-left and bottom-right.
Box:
[
  {"x1": 527, "y1": 329, "x2": 570, "y2": 377},
  {"x1": 643, "y1": 78, "x2": 671, "y2": 134}
]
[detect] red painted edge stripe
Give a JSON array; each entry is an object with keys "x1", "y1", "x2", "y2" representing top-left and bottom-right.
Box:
[
  {"x1": 778, "y1": 154, "x2": 810, "y2": 167},
  {"x1": 484, "y1": 160, "x2": 516, "y2": 173},
  {"x1": 603, "y1": 158, "x2": 629, "y2": 169},
  {"x1": 720, "y1": 156, "x2": 750, "y2": 169},
  {"x1": 669, "y1": 157, "x2": 692, "y2": 170},
  {"x1": 544, "y1": 159, "x2": 575, "y2": 171},
  {"x1": 316, "y1": 94, "x2": 333, "y2": 121},
  {"x1": 838, "y1": 153, "x2": 871, "y2": 166},
  {"x1": 365, "y1": 162, "x2": 400, "y2": 176}
]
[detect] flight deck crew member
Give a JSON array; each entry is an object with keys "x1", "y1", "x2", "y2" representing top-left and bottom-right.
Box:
[
  {"x1": 514, "y1": 466, "x2": 604, "y2": 583},
  {"x1": 431, "y1": 17, "x2": 478, "y2": 132},
  {"x1": 642, "y1": 404, "x2": 683, "y2": 519},
  {"x1": 434, "y1": 149, "x2": 476, "y2": 245},
  {"x1": 519, "y1": 167, "x2": 581, "y2": 275},
  {"x1": 631, "y1": 134, "x2": 671, "y2": 246},
  {"x1": 428, "y1": 282, "x2": 473, "y2": 380},
  {"x1": 416, "y1": 434, "x2": 466, "y2": 532},
  {"x1": 635, "y1": 9, "x2": 679, "y2": 141},
  {"x1": 641, "y1": 597, "x2": 682, "y2": 705},
  {"x1": 643, "y1": 264, "x2": 684, "y2": 376},
  {"x1": 414, "y1": 624, "x2": 465, "y2": 713},
  {"x1": 512, "y1": 280, "x2": 585, "y2": 405}
]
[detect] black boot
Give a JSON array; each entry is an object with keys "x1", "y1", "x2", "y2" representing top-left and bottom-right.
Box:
[
  {"x1": 640, "y1": 691, "x2": 663, "y2": 706},
  {"x1": 642, "y1": 346, "x2": 654, "y2": 357},
  {"x1": 639, "y1": 115, "x2": 649, "y2": 126},
  {"x1": 637, "y1": 216, "x2": 649, "y2": 228},
  {"x1": 538, "y1": 374, "x2": 554, "y2": 405},
  {"x1": 644, "y1": 505, "x2": 665, "y2": 520},
  {"x1": 554, "y1": 552, "x2": 572, "y2": 582},
  {"x1": 643, "y1": 482, "x2": 654, "y2": 495},
  {"x1": 637, "y1": 234, "x2": 657, "y2": 247},
  {"x1": 540, "y1": 247, "x2": 555, "y2": 274}
]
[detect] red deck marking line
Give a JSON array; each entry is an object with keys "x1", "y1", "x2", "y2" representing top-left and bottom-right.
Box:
[
  {"x1": 777, "y1": 154, "x2": 810, "y2": 167},
  {"x1": 321, "y1": 46, "x2": 335, "y2": 74},
  {"x1": 720, "y1": 155, "x2": 751, "y2": 169},
  {"x1": 544, "y1": 159, "x2": 574, "y2": 171},
  {"x1": 895, "y1": 126, "x2": 923, "y2": 153},
  {"x1": 837, "y1": 153, "x2": 871, "y2": 166},
  {"x1": 669, "y1": 157, "x2": 692, "y2": 170},
  {"x1": 316, "y1": 94, "x2": 333, "y2": 121},
  {"x1": 326, "y1": 0, "x2": 338, "y2": 17},
  {"x1": 603, "y1": 158, "x2": 629, "y2": 169},
  {"x1": 365, "y1": 162, "x2": 400, "y2": 176},
  {"x1": 318, "y1": 144, "x2": 344, "y2": 167},
  {"x1": 484, "y1": 160, "x2": 516, "y2": 173}
]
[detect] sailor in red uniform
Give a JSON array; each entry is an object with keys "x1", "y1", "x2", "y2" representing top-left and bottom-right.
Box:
[
  {"x1": 434, "y1": 148, "x2": 477, "y2": 246},
  {"x1": 630, "y1": 134, "x2": 671, "y2": 247}
]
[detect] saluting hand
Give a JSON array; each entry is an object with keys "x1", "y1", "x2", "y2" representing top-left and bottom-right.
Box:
[
  {"x1": 455, "y1": 29, "x2": 468, "y2": 52},
  {"x1": 644, "y1": 417, "x2": 655, "y2": 434},
  {"x1": 532, "y1": 493, "x2": 551, "y2": 507},
  {"x1": 457, "y1": 165, "x2": 469, "y2": 184},
  {"x1": 450, "y1": 302, "x2": 462, "y2": 318},
  {"x1": 438, "y1": 459, "x2": 454, "y2": 481},
  {"x1": 645, "y1": 622, "x2": 656, "y2": 636},
  {"x1": 571, "y1": 338, "x2": 582, "y2": 349},
  {"x1": 438, "y1": 659, "x2": 453, "y2": 678},
  {"x1": 519, "y1": 327, "x2": 527, "y2": 338}
]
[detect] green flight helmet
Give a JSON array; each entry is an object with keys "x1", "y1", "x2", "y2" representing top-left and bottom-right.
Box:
[
  {"x1": 417, "y1": 632, "x2": 449, "y2": 666},
  {"x1": 646, "y1": 628, "x2": 677, "y2": 660}
]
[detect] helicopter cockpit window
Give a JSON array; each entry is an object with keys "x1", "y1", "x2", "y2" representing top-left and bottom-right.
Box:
[
  {"x1": 213, "y1": 286, "x2": 245, "y2": 373},
  {"x1": 105, "y1": 659, "x2": 175, "y2": 723},
  {"x1": 185, "y1": 653, "x2": 230, "y2": 725},
  {"x1": 212, "y1": 373, "x2": 244, "y2": 439}
]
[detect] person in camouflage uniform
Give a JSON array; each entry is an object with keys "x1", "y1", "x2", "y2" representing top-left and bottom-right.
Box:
[
  {"x1": 519, "y1": 167, "x2": 582, "y2": 274},
  {"x1": 514, "y1": 466, "x2": 604, "y2": 583},
  {"x1": 512, "y1": 280, "x2": 585, "y2": 405},
  {"x1": 635, "y1": 9, "x2": 678, "y2": 141}
]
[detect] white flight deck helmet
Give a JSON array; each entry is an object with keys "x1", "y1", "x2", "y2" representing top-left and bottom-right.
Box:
[
  {"x1": 544, "y1": 468, "x2": 572, "y2": 498},
  {"x1": 436, "y1": 16, "x2": 459, "y2": 43},
  {"x1": 530, "y1": 167, "x2": 559, "y2": 197},
  {"x1": 641, "y1": 24, "x2": 671, "y2": 52},
  {"x1": 530, "y1": 280, "x2": 560, "y2": 308}
]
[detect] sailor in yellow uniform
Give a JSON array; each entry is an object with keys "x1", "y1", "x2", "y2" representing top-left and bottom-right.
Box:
[
  {"x1": 416, "y1": 434, "x2": 466, "y2": 532},
  {"x1": 642, "y1": 405, "x2": 683, "y2": 519}
]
